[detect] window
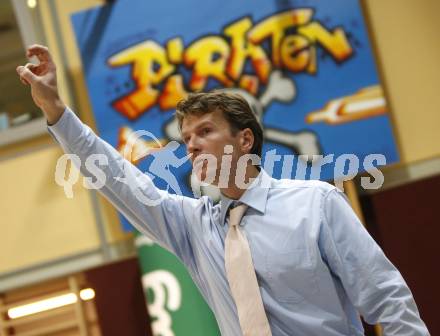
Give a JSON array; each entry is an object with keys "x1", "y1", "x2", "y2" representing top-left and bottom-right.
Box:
[{"x1": 0, "y1": 0, "x2": 45, "y2": 146}]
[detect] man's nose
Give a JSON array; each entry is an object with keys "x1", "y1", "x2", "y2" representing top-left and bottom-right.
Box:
[{"x1": 186, "y1": 136, "x2": 201, "y2": 158}]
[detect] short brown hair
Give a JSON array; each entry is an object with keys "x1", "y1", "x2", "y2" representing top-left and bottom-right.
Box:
[{"x1": 176, "y1": 91, "x2": 263, "y2": 157}]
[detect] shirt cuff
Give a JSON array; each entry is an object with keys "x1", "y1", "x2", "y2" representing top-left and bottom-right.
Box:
[{"x1": 47, "y1": 107, "x2": 85, "y2": 146}]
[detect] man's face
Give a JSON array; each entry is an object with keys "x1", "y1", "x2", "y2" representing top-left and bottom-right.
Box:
[{"x1": 181, "y1": 110, "x2": 244, "y2": 186}]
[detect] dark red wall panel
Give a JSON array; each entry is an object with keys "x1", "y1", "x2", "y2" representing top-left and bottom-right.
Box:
[{"x1": 86, "y1": 257, "x2": 152, "y2": 336}]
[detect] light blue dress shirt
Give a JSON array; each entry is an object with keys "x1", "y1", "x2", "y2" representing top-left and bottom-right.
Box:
[{"x1": 48, "y1": 108, "x2": 429, "y2": 336}]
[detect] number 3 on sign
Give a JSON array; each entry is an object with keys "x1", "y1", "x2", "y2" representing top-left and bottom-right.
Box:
[{"x1": 142, "y1": 270, "x2": 182, "y2": 336}]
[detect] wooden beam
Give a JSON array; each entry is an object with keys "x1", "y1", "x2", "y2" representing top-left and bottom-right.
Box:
[
  {"x1": 15, "y1": 320, "x2": 77, "y2": 336},
  {"x1": 0, "y1": 295, "x2": 9, "y2": 336},
  {"x1": 68, "y1": 276, "x2": 88, "y2": 336}
]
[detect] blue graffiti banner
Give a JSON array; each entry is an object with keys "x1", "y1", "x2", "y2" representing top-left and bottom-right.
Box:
[{"x1": 72, "y1": 0, "x2": 398, "y2": 231}]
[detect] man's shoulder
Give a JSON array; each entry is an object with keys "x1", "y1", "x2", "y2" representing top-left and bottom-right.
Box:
[{"x1": 272, "y1": 178, "x2": 336, "y2": 194}]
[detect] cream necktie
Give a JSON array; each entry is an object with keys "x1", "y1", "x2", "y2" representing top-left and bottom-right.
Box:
[{"x1": 224, "y1": 203, "x2": 272, "y2": 336}]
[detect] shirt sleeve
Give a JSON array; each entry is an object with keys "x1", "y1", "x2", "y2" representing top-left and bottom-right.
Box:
[
  {"x1": 319, "y1": 188, "x2": 430, "y2": 336},
  {"x1": 47, "y1": 107, "x2": 200, "y2": 267}
]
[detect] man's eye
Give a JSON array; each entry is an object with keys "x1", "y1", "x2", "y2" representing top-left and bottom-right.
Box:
[{"x1": 201, "y1": 128, "x2": 211, "y2": 135}]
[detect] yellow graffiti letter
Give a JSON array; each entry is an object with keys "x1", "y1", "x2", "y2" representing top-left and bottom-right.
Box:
[
  {"x1": 158, "y1": 74, "x2": 188, "y2": 110},
  {"x1": 223, "y1": 17, "x2": 271, "y2": 84},
  {"x1": 184, "y1": 36, "x2": 233, "y2": 91},
  {"x1": 167, "y1": 37, "x2": 184, "y2": 64},
  {"x1": 280, "y1": 35, "x2": 316, "y2": 73},
  {"x1": 298, "y1": 22, "x2": 353, "y2": 61},
  {"x1": 109, "y1": 41, "x2": 175, "y2": 119},
  {"x1": 249, "y1": 9, "x2": 313, "y2": 67}
]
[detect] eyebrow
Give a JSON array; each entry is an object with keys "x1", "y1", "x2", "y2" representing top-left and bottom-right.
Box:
[{"x1": 195, "y1": 121, "x2": 215, "y2": 129}]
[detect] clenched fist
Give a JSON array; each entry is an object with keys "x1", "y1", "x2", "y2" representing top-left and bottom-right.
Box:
[{"x1": 16, "y1": 44, "x2": 66, "y2": 125}]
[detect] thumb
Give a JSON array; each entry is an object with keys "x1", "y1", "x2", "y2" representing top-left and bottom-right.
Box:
[{"x1": 16, "y1": 65, "x2": 37, "y2": 85}]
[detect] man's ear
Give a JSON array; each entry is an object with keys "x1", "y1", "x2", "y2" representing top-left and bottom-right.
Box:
[{"x1": 240, "y1": 128, "x2": 254, "y2": 154}]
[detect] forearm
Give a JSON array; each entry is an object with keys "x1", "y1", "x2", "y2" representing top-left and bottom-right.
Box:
[
  {"x1": 42, "y1": 97, "x2": 66, "y2": 125},
  {"x1": 354, "y1": 253, "x2": 429, "y2": 335}
]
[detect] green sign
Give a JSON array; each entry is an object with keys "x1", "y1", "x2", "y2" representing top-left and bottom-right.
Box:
[{"x1": 135, "y1": 232, "x2": 221, "y2": 335}]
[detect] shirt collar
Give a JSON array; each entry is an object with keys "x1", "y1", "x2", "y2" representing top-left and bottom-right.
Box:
[{"x1": 219, "y1": 169, "x2": 272, "y2": 226}]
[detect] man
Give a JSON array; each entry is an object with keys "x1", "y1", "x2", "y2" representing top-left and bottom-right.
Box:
[{"x1": 17, "y1": 45, "x2": 429, "y2": 336}]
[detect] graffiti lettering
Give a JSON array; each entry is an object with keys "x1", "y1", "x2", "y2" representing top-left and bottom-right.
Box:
[{"x1": 109, "y1": 9, "x2": 353, "y2": 120}]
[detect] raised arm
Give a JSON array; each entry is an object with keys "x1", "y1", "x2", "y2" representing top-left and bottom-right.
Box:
[{"x1": 16, "y1": 45, "x2": 202, "y2": 266}]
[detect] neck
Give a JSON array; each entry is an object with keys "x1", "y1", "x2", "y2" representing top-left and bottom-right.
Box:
[{"x1": 220, "y1": 164, "x2": 260, "y2": 200}]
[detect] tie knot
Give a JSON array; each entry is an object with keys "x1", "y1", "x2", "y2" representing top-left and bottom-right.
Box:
[{"x1": 229, "y1": 203, "x2": 248, "y2": 227}]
